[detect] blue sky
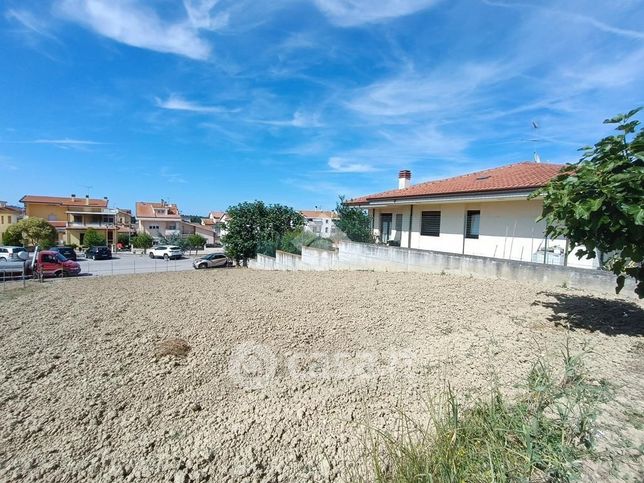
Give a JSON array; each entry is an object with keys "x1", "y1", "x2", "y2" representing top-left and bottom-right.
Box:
[{"x1": 1, "y1": 0, "x2": 643, "y2": 214}]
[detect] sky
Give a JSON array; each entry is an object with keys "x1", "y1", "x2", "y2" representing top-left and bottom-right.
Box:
[{"x1": 0, "y1": 0, "x2": 643, "y2": 215}]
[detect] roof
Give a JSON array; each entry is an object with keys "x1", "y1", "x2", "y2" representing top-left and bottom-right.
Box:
[
  {"x1": 202, "y1": 218, "x2": 215, "y2": 226},
  {"x1": 209, "y1": 211, "x2": 225, "y2": 220},
  {"x1": 135, "y1": 201, "x2": 181, "y2": 219},
  {"x1": 348, "y1": 162, "x2": 564, "y2": 205},
  {"x1": 20, "y1": 195, "x2": 108, "y2": 208},
  {"x1": 0, "y1": 204, "x2": 22, "y2": 213},
  {"x1": 300, "y1": 210, "x2": 337, "y2": 219}
]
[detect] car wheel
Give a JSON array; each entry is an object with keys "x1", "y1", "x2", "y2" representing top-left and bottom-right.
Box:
[
  {"x1": 163, "y1": 254, "x2": 169, "y2": 260},
  {"x1": 149, "y1": 252, "x2": 155, "y2": 259},
  {"x1": 54, "y1": 271, "x2": 63, "y2": 278}
]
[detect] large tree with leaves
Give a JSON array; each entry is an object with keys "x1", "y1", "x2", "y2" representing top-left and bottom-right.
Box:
[
  {"x1": 3, "y1": 217, "x2": 57, "y2": 248},
  {"x1": 222, "y1": 201, "x2": 304, "y2": 265},
  {"x1": 534, "y1": 108, "x2": 643, "y2": 297},
  {"x1": 335, "y1": 195, "x2": 373, "y2": 243}
]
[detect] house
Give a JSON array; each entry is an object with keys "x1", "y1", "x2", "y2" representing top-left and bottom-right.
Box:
[
  {"x1": 0, "y1": 201, "x2": 22, "y2": 241},
  {"x1": 347, "y1": 162, "x2": 597, "y2": 269},
  {"x1": 135, "y1": 200, "x2": 182, "y2": 240},
  {"x1": 181, "y1": 222, "x2": 216, "y2": 245},
  {"x1": 204, "y1": 211, "x2": 228, "y2": 242},
  {"x1": 20, "y1": 194, "x2": 118, "y2": 246},
  {"x1": 300, "y1": 210, "x2": 338, "y2": 238}
]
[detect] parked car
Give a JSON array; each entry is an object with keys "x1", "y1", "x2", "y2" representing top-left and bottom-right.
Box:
[
  {"x1": 33, "y1": 251, "x2": 81, "y2": 278},
  {"x1": 0, "y1": 246, "x2": 28, "y2": 262},
  {"x1": 85, "y1": 246, "x2": 112, "y2": 260},
  {"x1": 193, "y1": 253, "x2": 230, "y2": 269},
  {"x1": 149, "y1": 246, "x2": 183, "y2": 260},
  {"x1": 49, "y1": 246, "x2": 77, "y2": 261}
]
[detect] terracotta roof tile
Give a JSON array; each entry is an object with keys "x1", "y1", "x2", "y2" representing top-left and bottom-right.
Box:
[
  {"x1": 348, "y1": 162, "x2": 564, "y2": 204},
  {"x1": 300, "y1": 210, "x2": 337, "y2": 219},
  {"x1": 20, "y1": 195, "x2": 108, "y2": 207},
  {"x1": 136, "y1": 201, "x2": 181, "y2": 218}
]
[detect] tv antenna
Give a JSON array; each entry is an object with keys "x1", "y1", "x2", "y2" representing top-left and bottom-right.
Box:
[
  {"x1": 531, "y1": 120, "x2": 541, "y2": 163},
  {"x1": 80, "y1": 184, "x2": 93, "y2": 196}
]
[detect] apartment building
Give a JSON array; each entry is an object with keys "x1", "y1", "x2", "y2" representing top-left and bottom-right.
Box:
[
  {"x1": 20, "y1": 194, "x2": 118, "y2": 246},
  {"x1": 135, "y1": 200, "x2": 182, "y2": 240},
  {"x1": 0, "y1": 201, "x2": 22, "y2": 241}
]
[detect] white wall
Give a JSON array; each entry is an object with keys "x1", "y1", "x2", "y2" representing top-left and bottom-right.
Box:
[{"x1": 370, "y1": 199, "x2": 598, "y2": 269}]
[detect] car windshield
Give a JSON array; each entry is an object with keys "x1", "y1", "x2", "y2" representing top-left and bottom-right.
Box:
[
  {"x1": 55, "y1": 253, "x2": 68, "y2": 262},
  {"x1": 169, "y1": 246, "x2": 180, "y2": 250}
]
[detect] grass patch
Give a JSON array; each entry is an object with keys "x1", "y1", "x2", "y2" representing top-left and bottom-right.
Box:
[
  {"x1": 155, "y1": 338, "x2": 191, "y2": 358},
  {"x1": 358, "y1": 345, "x2": 610, "y2": 482}
]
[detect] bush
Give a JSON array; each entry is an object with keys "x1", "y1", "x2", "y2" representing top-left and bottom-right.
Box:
[
  {"x1": 83, "y1": 228, "x2": 106, "y2": 247},
  {"x1": 185, "y1": 234, "x2": 207, "y2": 254},
  {"x1": 132, "y1": 233, "x2": 154, "y2": 253},
  {"x1": 117, "y1": 233, "x2": 131, "y2": 247},
  {"x1": 358, "y1": 346, "x2": 609, "y2": 482}
]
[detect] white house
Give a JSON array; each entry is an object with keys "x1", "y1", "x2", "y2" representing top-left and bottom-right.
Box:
[
  {"x1": 204, "y1": 211, "x2": 228, "y2": 242},
  {"x1": 136, "y1": 200, "x2": 183, "y2": 240},
  {"x1": 300, "y1": 210, "x2": 338, "y2": 238},
  {"x1": 348, "y1": 162, "x2": 598, "y2": 269}
]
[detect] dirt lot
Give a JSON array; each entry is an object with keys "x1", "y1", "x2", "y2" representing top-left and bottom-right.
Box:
[{"x1": 1, "y1": 270, "x2": 643, "y2": 482}]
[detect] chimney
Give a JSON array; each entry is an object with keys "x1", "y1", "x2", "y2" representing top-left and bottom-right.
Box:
[
  {"x1": 85, "y1": 194, "x2": 90, "y2": 206},
  {"x1": 71, "y1": 194, "x2": 76, "y2": 202},
  {"x1": 398, "y1": 170, "x2": 411, "y2": 189},
  {"x1": 0, "y1": 201, "x2": 6, "y2": 208}
]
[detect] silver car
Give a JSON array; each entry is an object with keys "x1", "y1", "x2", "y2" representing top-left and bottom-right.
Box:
[
  {"x1": 0, "y1": 246, "x2": 28, "y2": 262},
  {"x1": 193, "y1": 253, "x2": 230, "y2": 269}
]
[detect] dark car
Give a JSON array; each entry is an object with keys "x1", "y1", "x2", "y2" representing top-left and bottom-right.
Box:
[
  {"x1": 85, "y1": 246, "x2": 112, "y2": 260},
  {"x1": 49, "y1": 246, "x2": 77, "y2": 261}
]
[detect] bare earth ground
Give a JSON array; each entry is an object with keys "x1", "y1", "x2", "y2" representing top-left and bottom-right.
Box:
[{"x1": 1, "y1": 270, "x2": 643, "y2": 482}]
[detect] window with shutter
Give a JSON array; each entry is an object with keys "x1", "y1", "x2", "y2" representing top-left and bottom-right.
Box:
[
  {"x1": 420, "y1": 211, "x2": 440, "y2": 237},
  {"x1": 466, "y1": 210, "x2": 480, "y2": 239}
]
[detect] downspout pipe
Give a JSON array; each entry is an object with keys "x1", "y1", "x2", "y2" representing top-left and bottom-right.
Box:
[{"x1": 407, "y1": 205, "x2": 413, "y2": 248}]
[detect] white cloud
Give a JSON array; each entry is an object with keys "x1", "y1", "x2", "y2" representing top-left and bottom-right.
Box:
[
  {"x1": 254, "y1": 110, "x2": 323, "y2": 128},
  {"x1": 328, "y1": 156, "x2": 376, "y2": 173},
  {"x1": 55, "y1": 0, "x2": 212, "y2": 60},
  {"x1": 5, "y1": 8, "x2": 57, "y2": 39},
  {"x1": 482, "y1": 0, "x2": 644, "y2": 40},
  {"x1": 160, "y1": 167, "x2": 188, "y2": 184},
  {"x1": 155, "y1": 94, "x2": 234, "y2": 113},
  {"x1": 33, "y1": 138, "x2": 105, "y2": 149},
  {"x1": 348, "y1": 63, "x2": 506, "y2": 117},
  {"x1": 183, "y1": 0, "x2": 230, "y2": 30},
  {"x1": 312, "y1": 0, "x2": 442, "y2": 26}
]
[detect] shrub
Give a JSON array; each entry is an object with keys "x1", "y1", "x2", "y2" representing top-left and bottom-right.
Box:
[
  {"x1": 3, "y1": 217, "x2": 57, "y2": 248},
  {"x1": 83, "y1": 228, "x2": 106, "y2": 247},
  {"x1": 358, "y1": 346, "x2": 609, "y2": 482},
  {"x1": 132, "y1": 233, "x2": 154, "y2": 253}
]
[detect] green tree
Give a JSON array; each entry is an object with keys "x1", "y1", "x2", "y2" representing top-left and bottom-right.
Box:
[
  {"x1": 83, "y1": 228, "x2": 106, "y2": 247},
  {"x1": 132, "y1": 233, "x2": 154, "y2": 253},
  {"x1": 533, "y1": 107, "x2": 644, "y2": 297},
  {"x1": 2, "y1": 226, "x2": 23, "y2": 246},
  {"x1": 335, "y1": 195, "x2": 373, "y2": 243},
  {"x1": 222, "y1": 201, "x2": 304, "y2": 265},
  {"x1": 3, "y1": 217, "x2": 57, "y2": 248},
  {"x1": 186, "y1": 234, "x2": 207, "y2": 254}
]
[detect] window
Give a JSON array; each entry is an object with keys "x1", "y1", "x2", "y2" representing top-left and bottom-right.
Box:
[
  {"x1": 1, "y1": 216, "x2": 3, "y2": 224},
  {"x1": 7, "y1": 216, "x2": 11, "y2": 223},
  {"x1": 420, "y1": 211, "x2": 441, "y2": 237},
  {"x1": 395, "y1": 213, "x2": 403, "y2": 232},
  {"x1": 466, "y1": 210, "x2": 480, "y2": 239}
]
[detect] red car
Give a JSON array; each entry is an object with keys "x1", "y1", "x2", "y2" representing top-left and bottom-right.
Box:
[{"x1": 34, "y1": 250, "x2": 81, "y2": 278}]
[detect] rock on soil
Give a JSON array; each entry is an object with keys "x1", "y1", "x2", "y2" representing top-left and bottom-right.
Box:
[{"x1": 1, "y1": 270, "x2": 643, "y2": 482}]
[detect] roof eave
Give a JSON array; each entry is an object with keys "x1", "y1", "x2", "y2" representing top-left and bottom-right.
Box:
[{"x1": 350, "y1": 188, "x2": 543, "y2": 207}]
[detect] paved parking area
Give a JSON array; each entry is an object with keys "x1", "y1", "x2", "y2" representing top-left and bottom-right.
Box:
[{"x1": 77, "y1": 252, "x2": 203, "y2": 277}]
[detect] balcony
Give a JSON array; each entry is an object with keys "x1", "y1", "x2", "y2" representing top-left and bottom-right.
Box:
[
  {"x1": 67, "y1": 222, "x2": 116, "y2": 229},
  {"x1": 164, "y1": 229, "x2": 181, "y2": 236},
  {"x1": 67, "y1": 208, "x2": 118, "y2": 215}
]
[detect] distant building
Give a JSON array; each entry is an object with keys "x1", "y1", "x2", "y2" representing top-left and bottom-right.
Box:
[
  {"x1": 300, "y1": 210, "x2": 338, "y2": 237},
  {"x1": 0, "y1": 201, "x2": 22, "y2": 241},
  {"x1": 204, "y1": 211, "x2": 227, "y2": 243},
  {"x1": 135, "y1": 200, "x2": 182, "y2": 240},
  {"x1": 20, "y1": 194, "x2": 117, "y2": 246}
]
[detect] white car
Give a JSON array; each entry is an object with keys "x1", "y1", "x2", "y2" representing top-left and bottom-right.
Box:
[
  {"x1": 0, "y1": 246, "x2": 28, "y2": 262},
  {"x1": 149, "y1": 245, "x2": 183, "y2": 260}
]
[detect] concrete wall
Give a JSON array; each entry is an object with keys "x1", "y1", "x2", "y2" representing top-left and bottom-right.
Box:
[
  {"x1": 249, "y1": 241, "x2": 636, "y2": 298},
  {"x1": 337, "y1": 241, "x2": 636, "y2": 297}
]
